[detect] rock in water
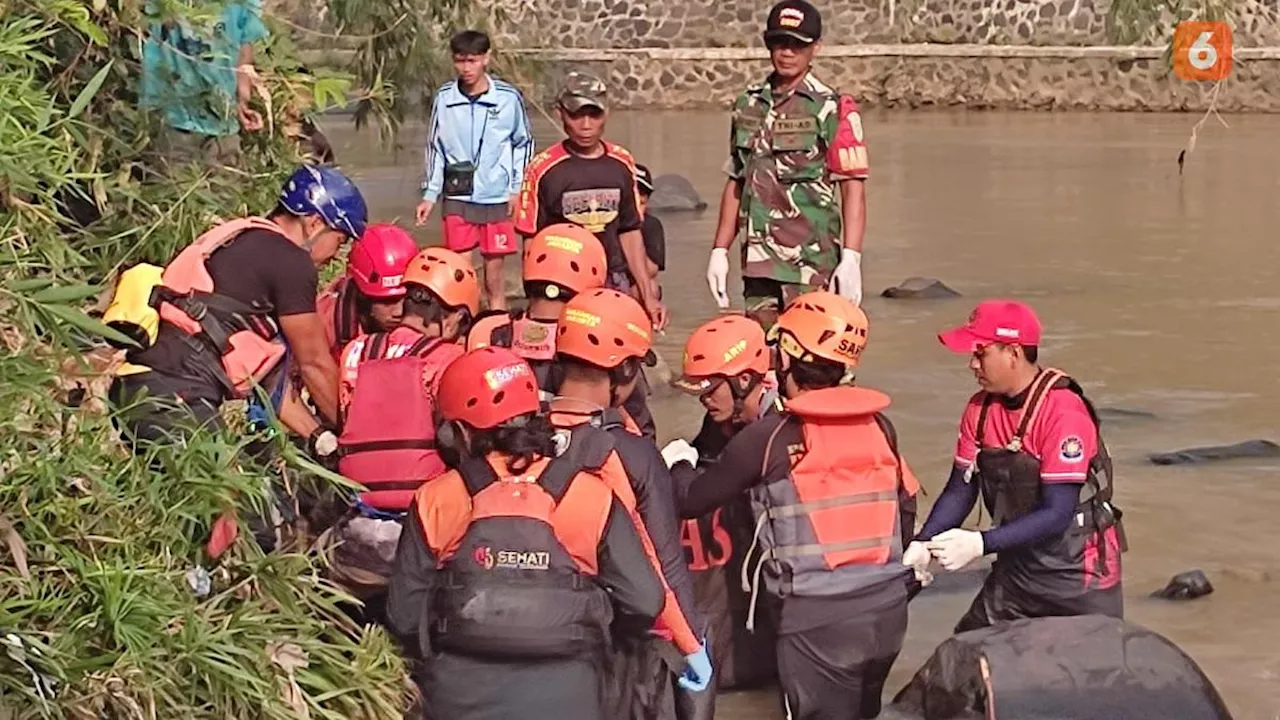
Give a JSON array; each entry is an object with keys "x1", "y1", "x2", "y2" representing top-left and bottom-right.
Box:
[
  {"x1": 1152, "y1": 570, "x2": 1214, "y2": 600},
  {"x1": 1096, "y1": 407, "x2": 1157, "y2": 422},
  {"x1": 1147, "y1": 439, "x2": 1280, "y2": 465},
  {"x1": 648, "y1": 174, "x2": 707, "y2": 213},
  {"x1": 881, "y1": 277, "x2": 961, "y2": 299}
]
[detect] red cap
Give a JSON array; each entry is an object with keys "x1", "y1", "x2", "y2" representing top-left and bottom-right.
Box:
[{"x1": 938, "y1": 300, "x2": 1042, "y2": 353}]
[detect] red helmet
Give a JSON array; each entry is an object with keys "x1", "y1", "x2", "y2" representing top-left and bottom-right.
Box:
[
  {"x1": 347, "y1": 224, "x2": 419, "y2": 299},
  {"x1": 437, "y1": 347, "x2": 542, "y2": 430}
]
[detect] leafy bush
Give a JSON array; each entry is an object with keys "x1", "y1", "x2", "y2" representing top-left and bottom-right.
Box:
[{"x1": 0, "y1": 0, "x2": 429, "y2": 716}]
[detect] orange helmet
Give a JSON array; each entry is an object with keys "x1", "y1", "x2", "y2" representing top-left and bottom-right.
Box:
[
  {"x1": 774, "y1": 291, "x2": 868, "y2": 368},
  {"x1": 556, "y1": 288, "x2": 655, "y2": 369},
  {"x1": 403, "y1": 247, "x2": 480, "y2": 316},
  {"x1": 677, "y1": 314, "x2": 769, "y2": 393},
  {"x1": 523, "y1": 223, "x2": 607, "y2": 298}
]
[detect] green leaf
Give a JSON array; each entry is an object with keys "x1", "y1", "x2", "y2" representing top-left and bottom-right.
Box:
[
  {"x1": 41, "y1": 304, "x2": 137, "y2": 347},
  {"x1": 32, "y1": 284, "x2": 101, "y2": 304},
  {"x1": 66, "y1": 61, "x2": 113, "y2": 120},
  {"x1": 6, "y1": 278, "x2": 55, "y2": 293}
]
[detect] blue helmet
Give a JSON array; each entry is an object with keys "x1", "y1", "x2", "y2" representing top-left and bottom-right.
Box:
[{"x1": 279, "y1": 165, "x2": 368, "y2": 239}]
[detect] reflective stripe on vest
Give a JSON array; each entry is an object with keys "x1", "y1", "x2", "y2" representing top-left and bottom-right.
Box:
[
  {"x1": 157, "y1": 217, "x2": 288, "y2": 397},
  {"x1": 415, "y1": 454, "x2": 615, "y2": 660},
  {"x1": 747, "y1": 386, "x2": 910, "y2": 609}
]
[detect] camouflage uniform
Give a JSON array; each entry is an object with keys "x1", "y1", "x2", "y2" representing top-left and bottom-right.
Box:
[{"x1": 727, "y1": 73, "x2": 869, "y2": 325}]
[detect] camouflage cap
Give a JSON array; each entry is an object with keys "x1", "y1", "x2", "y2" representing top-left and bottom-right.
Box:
[{"x1": 557, "y1": 72, "x2": 608, "y2": 112}]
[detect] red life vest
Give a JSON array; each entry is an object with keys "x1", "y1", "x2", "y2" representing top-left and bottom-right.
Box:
[
  {"x1": 415, "y1": 452, "x2": 616, "y2": 660},
  {"x1": 337, "y1": 327, "x2": 463, "y2": 511},
  {"x1": 156, "y1": 217, "x2": 288, "y2": 397},
  {"x1": 317, "y1": 276, "x2": 363, "y2": 360}
]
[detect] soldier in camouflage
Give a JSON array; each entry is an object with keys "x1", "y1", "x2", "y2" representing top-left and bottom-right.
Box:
[{"x1": 706, "y1": 0, "x2": 870, "y2": 331}]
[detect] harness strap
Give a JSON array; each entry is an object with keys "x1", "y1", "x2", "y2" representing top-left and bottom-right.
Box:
[
  {"x1": 340, "y1": 438, "x2": 437, "y2": 456},
  {"x1": 456, "y1": 454, "x2": 585, "y2": 505},
  {"x1": 335, "y1": 281, "x2": 362, "y2": 348},
  {"x1": 765, "y1": 490, "x2": 899, "y2": 518},
  {"x1": 974, "y1": 368, "x2": 1065, "y2": 451},
  {"x1": 768, "y1": 536, "x2": 891, "y2": 560}
]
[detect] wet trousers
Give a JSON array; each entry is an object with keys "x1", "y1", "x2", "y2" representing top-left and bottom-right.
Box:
[
  {"x1": 954, "y1": 571, "x2": 1124, "y2": 634},
  {"x1": 776, "y1": 599, "x2": 909, "y2": 720},
  {"x1": 425, "y1": 652, "x2": 605, "y2": 720},
  {"x1": 604, "y1": 633, "x2": 718, "y2": 720}
]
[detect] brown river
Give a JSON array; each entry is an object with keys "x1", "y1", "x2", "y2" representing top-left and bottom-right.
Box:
[{"x1": 321, "y1": 109, "x2": 1280, "y2": 719}]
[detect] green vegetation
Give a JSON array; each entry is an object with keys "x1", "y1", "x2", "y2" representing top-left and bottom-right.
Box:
[
  {"x1": 0, "y1": 0, "x2": 494, "y2": 714},
  {"x1": 1106, "y1": 0, "x2": 1236, "y2": 46}
]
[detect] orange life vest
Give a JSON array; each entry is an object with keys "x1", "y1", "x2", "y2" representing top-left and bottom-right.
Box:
[
  {"x1": 548, "y1": 402, "x2": 701, "y2": 655},
  {"x1": 155, "y1": 217, "x2": 288, "y2": 397},
  {"x1": 414, "y1": 452, "x2": 616, "y2": 659},
  {"x1": 748, "y1": 386, "x2": 919, "y2": 602}
]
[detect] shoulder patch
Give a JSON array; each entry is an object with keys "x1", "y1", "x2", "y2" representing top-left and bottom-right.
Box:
[
  {"x1": 1059, "y1": 435, "x2": 1085, "y2": 463},
  {"x1": 604, "y1": 142, "x2": 636, "y2": 166}
]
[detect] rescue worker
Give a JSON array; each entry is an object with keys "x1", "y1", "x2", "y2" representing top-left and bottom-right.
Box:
[
  {"x1": 550, "y1": 288, "x2": 712, "y2": 718},
  {"x1": 318, "y1": 222, "x2": 419, "y2": 356},
  {"x1": 322, "y1": 247, "x2": 480, "y2": 607},
  {"x1": 660, "y1": 315, "x2": 783, "y2": 717},
  {"x1": 904, "y1": 300, "x2": 1124, "y2": 633},
  {"x1": 466, "y1": 223, "x2": 658, "y2": 439},
  {"x1": 673, "y1": 291, "x2": 920, "y2": 720},
  {"x1": 465, "y1": 222, "x2": 609, "y2": 391},
  {"x1": 514, "y1": 72, "x2": 667, "y2": 330},
  {"x1": 106, "y1": 164, "x2": 366, "y2": 447},
  {"x1": 387, "y1": 347, "x2": 666, "y2": 720},
  {"x1": 253, "y1": 222, "x2": 419, "y2": 447},
  {"x1": 706, "y1": 0, "x2": 869, "y2": 329}
]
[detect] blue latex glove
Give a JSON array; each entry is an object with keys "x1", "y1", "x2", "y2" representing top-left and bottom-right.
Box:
[{"x1": 677, "y1": 640, "x2": 713, "y2": 692}]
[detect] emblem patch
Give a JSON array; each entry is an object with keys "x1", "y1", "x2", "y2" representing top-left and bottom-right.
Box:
[{"x1": 1059, "y1": 435, "x2": 1085, "y2": 463}]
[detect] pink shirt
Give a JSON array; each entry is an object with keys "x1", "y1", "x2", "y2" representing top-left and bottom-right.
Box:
[{"x1": 954, "y1": 386, "x2": 1097, "y2": 485}]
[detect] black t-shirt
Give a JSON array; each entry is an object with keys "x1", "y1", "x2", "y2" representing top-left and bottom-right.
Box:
[
  {"x1": 136, "y1": 227, "x2": 319, "y2": 375},
  {"x1": 642, "y1": 213, "x2": 666, "y2": 271},
  {"x1": 518, "y1": 142, "x2": 642, "y2": 274}
]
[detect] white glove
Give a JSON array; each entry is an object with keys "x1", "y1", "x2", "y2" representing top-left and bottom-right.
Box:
[
  {"x1": 902, "y1": 540, "x2": 934, "y2": 586},
  {"x1": 706, "y1": 248, "x2": 730, "y2": 309},
  {"x1": 927, "y1": 529, "x2": 986, "y2": 572},
  {"x1": 661, "y1": 439, "x2": 699, "y2": 469},
  {"x1": 828, "y1": 248, "x2": 863, "y2": 306}
]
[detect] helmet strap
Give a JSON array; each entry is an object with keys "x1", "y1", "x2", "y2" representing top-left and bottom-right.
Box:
[{"x1": 727, "y1": 372, "x2": 763, "y2": 423}]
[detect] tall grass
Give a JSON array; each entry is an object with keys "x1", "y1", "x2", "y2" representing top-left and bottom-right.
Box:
[{"x1": 0, "y1": 0, "x2": 441, "y2": 715}]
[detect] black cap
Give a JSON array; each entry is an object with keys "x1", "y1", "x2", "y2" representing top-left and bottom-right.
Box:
[
  {"x1": 764, "y1": 0, "x2": 822, "y2": 44},
  {"x1": 635, "y1": 164, "x2": 654, "y2": 195}
]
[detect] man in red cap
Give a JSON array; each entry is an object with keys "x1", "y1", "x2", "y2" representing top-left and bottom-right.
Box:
[{"x1": 904, "y1": 300, "x2": 1125, "y2": 632}]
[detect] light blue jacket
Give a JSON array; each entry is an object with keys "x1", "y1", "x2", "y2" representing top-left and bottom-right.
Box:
[{"x1": 422, "y1": 76, "x2": 533, "y2": 206}]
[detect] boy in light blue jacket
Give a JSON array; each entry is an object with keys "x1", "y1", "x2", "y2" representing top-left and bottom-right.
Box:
[{"x1": 415, "y1": 30, "x2": 534, "y2": 311}]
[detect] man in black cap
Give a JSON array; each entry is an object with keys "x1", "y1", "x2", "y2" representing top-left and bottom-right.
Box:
[
  {"x1": 706, "y1": 0, "x2": 871, "y2": 332},
  {"x1": 635, "y1": 163, "x2": 666, "y2": 294}
]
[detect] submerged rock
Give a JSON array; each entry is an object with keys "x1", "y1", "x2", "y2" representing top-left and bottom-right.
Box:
[
  {"x1": 1148, "y1": 439, "x2": 1280, "y2": 465},
  {"x1": 1151, "y1": 570, "x2": 1214, "y2": 601},
  {"x1": 1096, "y1": 406, "x2": 1157, "y2": 422},
  {"x1": 881, "y1": 277, "x2": 961, "y2": 299},
  {"x1": 648, "y1": 174, "x2": 707, "y2": 212}
]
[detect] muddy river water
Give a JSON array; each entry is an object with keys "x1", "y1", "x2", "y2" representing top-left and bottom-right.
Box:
[{"x1": 322, "y1": 109, "x2": 1280, "y2": 719}]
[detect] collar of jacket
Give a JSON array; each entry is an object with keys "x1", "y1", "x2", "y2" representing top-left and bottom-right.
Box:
[{"x1": 443, "y1": 75, "x2": 500, "y2": 108}]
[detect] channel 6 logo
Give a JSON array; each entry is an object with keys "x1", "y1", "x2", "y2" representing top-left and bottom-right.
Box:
[{"x1": 1172, "y1": 21, "x2": 1233, "y2": 81}]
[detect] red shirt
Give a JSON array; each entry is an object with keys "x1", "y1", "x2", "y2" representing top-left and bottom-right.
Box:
[{"x1": 954, "y1": 386, "x2": 1096, "y2": 485}]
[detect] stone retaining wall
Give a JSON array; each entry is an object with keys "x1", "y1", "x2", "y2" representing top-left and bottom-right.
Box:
[
  {"x1": 276, "y1": 0, "x2": 1280, "y2": 111},
  {"x1": 521, "y1": 46, "x2": 1280, "y2": 111}
]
